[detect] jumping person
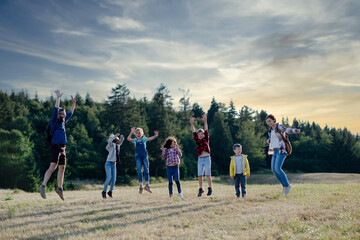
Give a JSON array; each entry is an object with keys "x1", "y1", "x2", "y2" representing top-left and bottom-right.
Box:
[
  {"x1": 265, "y1": 114, "x2": 300, "y2": 196},
  {"x1": 39, "y1": 90, "x2": 76, "y2": 200}
]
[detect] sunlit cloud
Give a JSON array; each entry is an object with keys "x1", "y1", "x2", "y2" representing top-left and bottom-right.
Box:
[{"x1": 98, "y1": 16, "x2": 145, "y2": 31}]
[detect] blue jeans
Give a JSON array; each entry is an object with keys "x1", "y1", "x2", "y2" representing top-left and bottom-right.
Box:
[
  {"x1": 103, "y1": 161, "x2": 116, "y2": 192},
  {"x1": 167, "y1": 165, "x2": 181, "y2": 195},
  {"x1": 234, "y1": 174, "x2": 246, "y2": 197},
  {"x1": 135, "y1": 154, "x2": 149, "y2": 183},
  {"x1": 271, "y1": 148, "x2": 290, "y2": 187}
]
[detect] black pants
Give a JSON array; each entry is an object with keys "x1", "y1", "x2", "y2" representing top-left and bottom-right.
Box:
[{"x1": 234, "y1": 174, "x2": 246, "y2": 197}]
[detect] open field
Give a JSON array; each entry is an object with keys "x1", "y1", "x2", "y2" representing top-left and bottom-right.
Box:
[{"x1": 1, "y1": 174, "x2": 360, "y2": 240}]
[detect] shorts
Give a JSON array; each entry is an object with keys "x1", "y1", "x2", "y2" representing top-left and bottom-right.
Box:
[
  {"x1": 50, "y1": 144, "x2": 66, "y2": 165},
  {"x1": 197, "y1": 156, "x2": 211, "y2": 176}
]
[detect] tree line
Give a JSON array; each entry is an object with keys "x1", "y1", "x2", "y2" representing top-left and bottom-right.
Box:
[{"x1": 0, "y1": 84, "x2": 359, "y2": 192}]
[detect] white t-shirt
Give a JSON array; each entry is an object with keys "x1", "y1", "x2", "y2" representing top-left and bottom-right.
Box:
[
  {"x1": 235, "y1": 156, "x2": 244, "y2": 174},
  {"x1": 270, "y1": 129, "x2": 280, "y2": 149}
]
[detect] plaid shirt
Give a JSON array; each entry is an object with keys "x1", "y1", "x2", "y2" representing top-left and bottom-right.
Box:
[
  {"x1": 161, "y1": 148, "x2": 182, "y2": 165},
  {"x1": 193, "y1": 130, "x2": 210, "y2": 156},
  {"x1": 267, "y1": 123, "x2": 300, "y2": 155}
]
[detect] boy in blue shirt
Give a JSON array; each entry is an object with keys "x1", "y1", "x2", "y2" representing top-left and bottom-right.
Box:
[{"x1": 39, "y1": 90, "x2": 76, "y2": 200}]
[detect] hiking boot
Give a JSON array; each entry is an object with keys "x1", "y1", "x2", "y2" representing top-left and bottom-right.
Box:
[
  {"x1": 39, "y1": 185, "x2": 46, "y2": 199},
  {"x1": 55, "y1": 188, "x2": 64, "y2": 201},
  {"x1": 102, "y1": 191, "x2": 106, "y2": 199},
  {"x1": 139, "y1": 186, "x2": 143, "y2": 194},
  {"x1": 107, "y1": 191, "x2": 113, "y2": 198},
  {"x1": 207, "y1": 187, "x2": 213, "y2": 196},
  {"x1": 197, "y1": 188, "x2": 204, "y2": 197},
  {"x1": 144, "y1": 186, "x2": 152, "y2": 193}
]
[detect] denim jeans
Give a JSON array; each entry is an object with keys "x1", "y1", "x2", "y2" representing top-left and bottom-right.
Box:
[
  {"x1": 234, "y1": 174, "x2": 246, "y2": 197},
  {"x1": 135, "y1": 155, "x2": 149, "y2": 183},
  {"x1": 103, "y1": 161, "x2": 116, "y2": 192},
  {"x1": 197, "y1": 156, "x2": 211, "y2": 176},
  {"x1": 271, "y1": 148, "x2": 290, "y2": 187},
  {"x1": 167, "y1": 165, "x2": 181, "y2": 195}
]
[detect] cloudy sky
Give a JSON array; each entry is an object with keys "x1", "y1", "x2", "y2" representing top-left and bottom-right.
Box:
[{"x1": 0, "y1": 0, "x2": 359, "y2": 133}]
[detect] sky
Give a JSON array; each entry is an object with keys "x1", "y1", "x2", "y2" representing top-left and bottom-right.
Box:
[{"x1": 0, "y1": 0, "x2": 359, "y2": 133}]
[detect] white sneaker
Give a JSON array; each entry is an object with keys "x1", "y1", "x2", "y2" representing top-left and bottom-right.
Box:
[
  {"x1": 284, "y1": 186, "x2": 292, "y2": 196},
  {"x1": 178, "y1": 193, "x2": 183, "y2": 198}
]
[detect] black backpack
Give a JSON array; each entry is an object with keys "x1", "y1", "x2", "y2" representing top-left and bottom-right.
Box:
[{"x1": 46, "y1": 121, "x2": 60, "y2": 144}]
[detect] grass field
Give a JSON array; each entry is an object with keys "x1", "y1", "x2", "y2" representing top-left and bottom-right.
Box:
[{"x1": 1, "y1": 173, "x2": 360, "y2": 240}]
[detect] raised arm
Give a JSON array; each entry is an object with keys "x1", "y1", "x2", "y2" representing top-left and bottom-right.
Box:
[
  {"x1": 119, "y1": 135, "x2": 124, "y2": 146},
  {"x1": 108, "y1": 133, "x2": 120, "y2": 144},
  {"x1": 54, "y1": 90, "x2": 63, "y2": 108},
  {"x1": 127, "y1": 127, "x2": 135, "y2": 143},
  {"x1": 278, "y1": 124, "x2": 300, "y2": 134},
  {"x1": 202, "y1": 114, "x2": 208, "y2": 131},
  {"x1": 70, "y1": 95, "x2": 76, "y2": 113},
  {"x1": 147, "y1": 130, "x2": 159, "y2": 141},
  {"x1": 190, "y1": 117, "x2": 195, "y2": 133}
]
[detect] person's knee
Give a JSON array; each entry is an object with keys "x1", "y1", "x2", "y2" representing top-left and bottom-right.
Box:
[{"x1": 169, "y1": 182, "x2": 173, "y2": 185}]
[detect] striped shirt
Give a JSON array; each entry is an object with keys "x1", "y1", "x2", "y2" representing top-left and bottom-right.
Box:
[{"x1": 161, "y1": 148, "x2": 182, "y2": 165}]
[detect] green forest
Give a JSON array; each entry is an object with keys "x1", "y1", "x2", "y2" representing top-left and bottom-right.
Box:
[{"x1": 1, "y1": 84, "x2": 359, "y2": 192}]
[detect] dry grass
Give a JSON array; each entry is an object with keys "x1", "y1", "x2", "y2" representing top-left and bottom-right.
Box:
[{"x1": 1, "y1": 175, "x2": 360, "y2": 240}]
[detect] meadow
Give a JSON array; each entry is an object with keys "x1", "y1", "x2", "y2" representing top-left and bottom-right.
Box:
[{"x1": 1, "y1": 173, "x2": 360, "y2": 240}]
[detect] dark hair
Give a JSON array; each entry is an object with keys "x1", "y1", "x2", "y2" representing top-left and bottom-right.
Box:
[
  {"x1": 163, "y1": 137, "x2": 176, "y2": 149},
  {"x1": 59, "y1": 108, "x2": 65, "y2": 113},
  {"x1": 233, "y1": 143, "x2": 242, "y2": 150},
  {"x1": 265, "y1": 114, "x2": 276, "y2": 122},
  {"x1": 112, "y1": 137, "x2": 120, "y2": 144}
]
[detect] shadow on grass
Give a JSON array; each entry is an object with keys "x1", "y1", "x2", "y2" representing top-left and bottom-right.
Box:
[
  {"x1": 26, "y1": 200, "x2": 232, "y2": 240},
  {"x1": 1, "y1": 200, "x2": 133, "y2": 229}
]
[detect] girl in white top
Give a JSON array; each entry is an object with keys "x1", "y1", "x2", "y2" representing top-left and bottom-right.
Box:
[{"x1": 102, "y1": 133, "x2": 124, "y2": 199}]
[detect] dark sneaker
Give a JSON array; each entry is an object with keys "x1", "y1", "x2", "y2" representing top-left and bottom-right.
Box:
[
  {"x1": 107, "y1": 191, "x2": 113, "y2": 198},
  {"x1": 139, "y1": 187, "x2": 143, "y2": 194},
  {"x1": 236, "y1": 195, "x2": 240, "y2": 198},
  {"x1": 39, "y1": 185, "x2": 46, "y2": 199},
  {"x1": 197, "y1": 188, "x2": 204, "y2": 197},
  {"x1": 55, "y1": 188, "x2": 64, "y2": 201},
  {"x1": 102, "y1": 191, "x2": 106, "y2": 199},
  {"x1": 144, "y1": 186, "x2": 152, "y2": 193},
  {"x1": 207, "y1": 187, "x2": 213, "y2": 196}
]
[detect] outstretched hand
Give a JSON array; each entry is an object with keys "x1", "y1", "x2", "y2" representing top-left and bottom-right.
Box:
[
  {"x1": 54, "y1": 90, "x2": 63, "y2": 98},
  {"x1": 189, "y1": 117, "x2": 195, "y2": 125},
  {"x1": 154, "y1": 130, "x2": 159, "y2": 137},
  {"x1": 131, "y1": 127, "x2": 135, "y2": 133},
  {"x1": 71, "y1": 95, "x2": 76, "y2": 104},
  {"x1": 201, "y1": 114, "x2": 207, "y2": 122}
]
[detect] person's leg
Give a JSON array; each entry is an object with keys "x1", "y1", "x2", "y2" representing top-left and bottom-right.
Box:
[
  {"x1": 203, "y1": 156, "x2": 212, "y2": 196},
  {"x1": 103, "y1": 162, "x2": 111, "y2": 191},
  {"x1": 271, "y1": 149, "x2": 283, "y2": 184},
  {"x1": 274, "y1": 153, "x2": 290, "y2": 188},
  {"x1": 173, "y1": 166, "x2": 182, "y2": 194},
  {"x1": 135, "y1": 156, "x2": 143, "y2": 184},
  {"x1": 167, "y1": 166, "x2": 173, "y2": 196},
  {"x1": 57, "y1": 165, "x2": 66, "y2": 189},
  {"x1": 234, "y1": 174, "x2": 240, "y2": 197},
  {"x1": 109, "y1": 162, "x2": 117, "y2": 192},
  {"x1": 143, "y1": 156, "x2": 150, "y2": 185},
  {"x1": 198, "y1": 157, "x2": 204, "y2": 188},
  {"x1": 55, "y1": 152, "x2": 66, "y2": 201},
  {"x1": 42, "y1": 162, "x2": 58, "y2": 186},
  {"x1": 143, "y1": 156, "x2": 152, "y2": 193},
  {"x1": 240, "y1": 174, "x2": 246, "y2": 197}
]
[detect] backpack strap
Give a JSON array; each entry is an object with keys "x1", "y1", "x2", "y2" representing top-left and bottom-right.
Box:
[
  {"x1": 52, "y1": 121, "x2": 61, "y2": 136},
  {"x1": 275, "y1": 124, "x2": 287, "y2": 142}
]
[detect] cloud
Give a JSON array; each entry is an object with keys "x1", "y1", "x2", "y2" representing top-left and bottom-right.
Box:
[
  {"x1": 97, "y1": 16, "x2": 145, "y2": 31},
  {"x1": 52, "y1": 28, "x2": 91, "y2": 36}
]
